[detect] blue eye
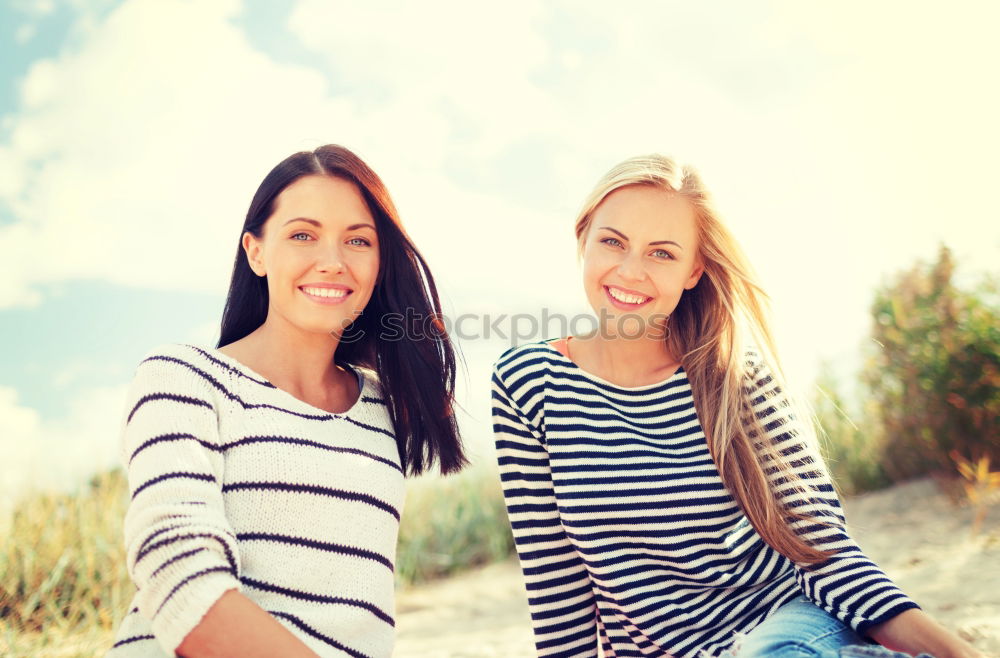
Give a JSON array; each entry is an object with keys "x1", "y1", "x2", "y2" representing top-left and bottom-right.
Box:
[
  {"x1": 347, "y1": 237, "x2": 372, "y2": 247},
  {"x1": 290, "y1": 232, "x2": 312, "y2": 241}
]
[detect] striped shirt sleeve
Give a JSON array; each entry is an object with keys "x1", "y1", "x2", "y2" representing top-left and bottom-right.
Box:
[
  {"x1": 492, "y1": 365, "x2": 599, "y2": 658},
  {"x1": 743, "y1": 352, "x2": 920, "y2": 636},
  {"x1": 120, "y1": 347, "x2": 242, "y2": 654}
]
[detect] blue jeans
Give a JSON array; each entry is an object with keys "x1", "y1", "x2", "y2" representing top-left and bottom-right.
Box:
[{"x1": 720, "y1": 596, "x2": 932, "y2": 658}]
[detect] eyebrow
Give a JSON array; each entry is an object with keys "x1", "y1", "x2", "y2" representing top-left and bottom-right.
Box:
[
  {"x1": 282, "y1": 217, "x2": 376, "y2": 231},
  {"x1": 598, "y1": 226, "x2": 683, "y2": 250}
]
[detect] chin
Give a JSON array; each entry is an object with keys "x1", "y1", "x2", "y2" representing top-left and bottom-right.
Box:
[{"x1": 289, "y1": 313, "x2": 354, "y2": 337}]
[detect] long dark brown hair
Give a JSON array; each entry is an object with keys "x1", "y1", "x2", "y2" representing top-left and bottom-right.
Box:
[{"x1": 218, "y1": 144, "x2": 466, "y2": 476}]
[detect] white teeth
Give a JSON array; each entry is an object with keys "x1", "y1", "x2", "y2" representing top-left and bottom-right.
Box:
[
  {"x1": 302, "y1": 287, "x2": 348, "y2": 298},
  {"x1": 608, "y1": 287, "x2": 649, "y2": 304}
]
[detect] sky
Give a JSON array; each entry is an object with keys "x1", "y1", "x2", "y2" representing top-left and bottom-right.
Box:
[{"x1": 1, "y1": 0, "x2": 998, "y2": 496}]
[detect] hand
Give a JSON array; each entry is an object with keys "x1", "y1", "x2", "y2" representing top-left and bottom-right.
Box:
[
  {"x1": 176, "y1": 589, "x2": 320, "y2": 658},
  {"x1": 868, "y1": 609, "x2": 983, "y2": 658}
]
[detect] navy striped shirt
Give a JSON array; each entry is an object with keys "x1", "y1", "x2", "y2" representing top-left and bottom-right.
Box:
[
  {"x1": 492, "y1": 340, "x2": 917, "y2": 658},
  {"x1": 108, "y1": 344, "x2": 404, "y2": 658}
]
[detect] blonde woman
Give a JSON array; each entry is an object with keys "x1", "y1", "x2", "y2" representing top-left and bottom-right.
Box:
[{"x1": 491, "y1": 155, "x2": 980, "y2": 658}]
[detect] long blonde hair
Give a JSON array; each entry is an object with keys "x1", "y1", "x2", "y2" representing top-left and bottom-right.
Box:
[{"x1": 574, "y1": 154, "x2": 832, "y2": 565}]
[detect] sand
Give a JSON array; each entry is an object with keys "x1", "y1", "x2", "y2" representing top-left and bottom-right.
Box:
[{"x1": 393, "y1": 477, "x2": 1000, "y2": 657}]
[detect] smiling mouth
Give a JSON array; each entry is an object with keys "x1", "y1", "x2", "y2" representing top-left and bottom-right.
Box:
[
  {"x1": 299, "y1": 286, "x2": 352, "y2": 303},
  {"x1": 604, "y1": 285, "x2": 652, "y2": 307}
]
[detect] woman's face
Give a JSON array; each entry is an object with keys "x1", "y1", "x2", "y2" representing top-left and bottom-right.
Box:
[
  {"x1": 581, "y1": 184, "x2": 703, "y2": 339},
  {"x1": 243, "y1": 175, "x2": 380, "y2": 338}
]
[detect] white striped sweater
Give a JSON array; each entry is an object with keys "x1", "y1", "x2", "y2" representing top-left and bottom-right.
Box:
[
  {"x1": 491, "y1": 341, "x2": 917, "y2": 658},
  {"x1": 107, "y1": 343, "x2": 405, "y2": 658}
]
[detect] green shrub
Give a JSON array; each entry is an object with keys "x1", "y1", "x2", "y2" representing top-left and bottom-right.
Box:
[{"x1": 862, "y1": 245, "x2": 1000, "y2": 481}]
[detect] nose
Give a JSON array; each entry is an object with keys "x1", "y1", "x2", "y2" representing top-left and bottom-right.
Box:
[
  {"x1": 616, "y1": 250, "x2": 646, "y2": 282},
  {"x1": 315, "y1": 242, "x2": 346, "y2": 274}
]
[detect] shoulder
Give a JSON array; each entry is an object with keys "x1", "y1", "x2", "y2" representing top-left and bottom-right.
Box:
[
  {"x1": 134, "y1": 343, "x2": 211, "y2": 377},
  {"x1": 492, "y1": 340, "x2": 559, "y2": 384},
  {"x1": 740, "y1": 347, "x2": 780, "y2": 395},
  {"x1": 737, "y1": 347, "x2": 810, "y2": 442},
  {"x1": 121, "y1": 344, "x2": 233, "y2": 431},
  {"x1": 129, "y1": 343, "x2": 240, "y2": 401}
]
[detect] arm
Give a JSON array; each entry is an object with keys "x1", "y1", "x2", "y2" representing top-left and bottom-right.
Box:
[
  {"x1": 122, "y1": 347, "x2": 315, "y2": 656},
  {"x1": 492, "y1": 364, "x2": 599, "y2": 658},
  {"x1": 868, "y1": 609, "x2": 982, "y2": 658},
  {"x1": 744, "y1": 353, "x2": 976, "y2": 655},
  {"x1": 176, "y1": 590, "x2": 318, "y2": 658}
]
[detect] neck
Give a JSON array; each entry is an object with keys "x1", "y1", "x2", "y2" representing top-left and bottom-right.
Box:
[
  {"x1": 578, "y1": 328, "x2": 678, "y2": 383},
  {"x1": 243, "y1": 315, "x2": 344, "y2": 391}
]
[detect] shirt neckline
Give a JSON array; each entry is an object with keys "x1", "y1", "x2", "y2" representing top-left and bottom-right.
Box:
[
  {"x1": 541, "y1": 338, "x2": 685, "y2": 392},
  {"x1": 190, "y1": 344, "x2": 368, "y2": 416}
]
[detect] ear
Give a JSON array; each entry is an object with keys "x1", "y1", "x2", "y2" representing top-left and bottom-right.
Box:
[
  {"x1": 684, "y1": 257, "x2": 705, "y2": 290},
  {"x1": 242, "y1": 232, "x2": 266, "y2": 277}
]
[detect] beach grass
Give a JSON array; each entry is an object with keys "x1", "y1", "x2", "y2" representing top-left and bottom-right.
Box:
[
  {"x1": 0, "y1": 463, "x2": 514, "y2": 656},
  {"x1": 396, "y1": 464, "x2": 515, "y2": 585},
  {"x1": 0, "y1": 470, "x2": 130, "y2": 657}
]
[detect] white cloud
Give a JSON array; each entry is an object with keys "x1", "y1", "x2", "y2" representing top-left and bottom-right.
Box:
[
  {"x1": 14, "y1": 23, "x2": 37, "y2": 44},
  {"x1": 0, "y1": 387, "x2": 41, "y2": 436},
  {"x1": 0, "y1": 384, "x2": 127, "y2": 499},
  {"x1": 0, "y1": 0, "x2": 365, "y2": 307},
  {"x1": 287, "y1": 0, "x2": 553, "y2": 154},
  {"x1": 11, "y1": 0, "x2": 56, "y2": 16}
]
